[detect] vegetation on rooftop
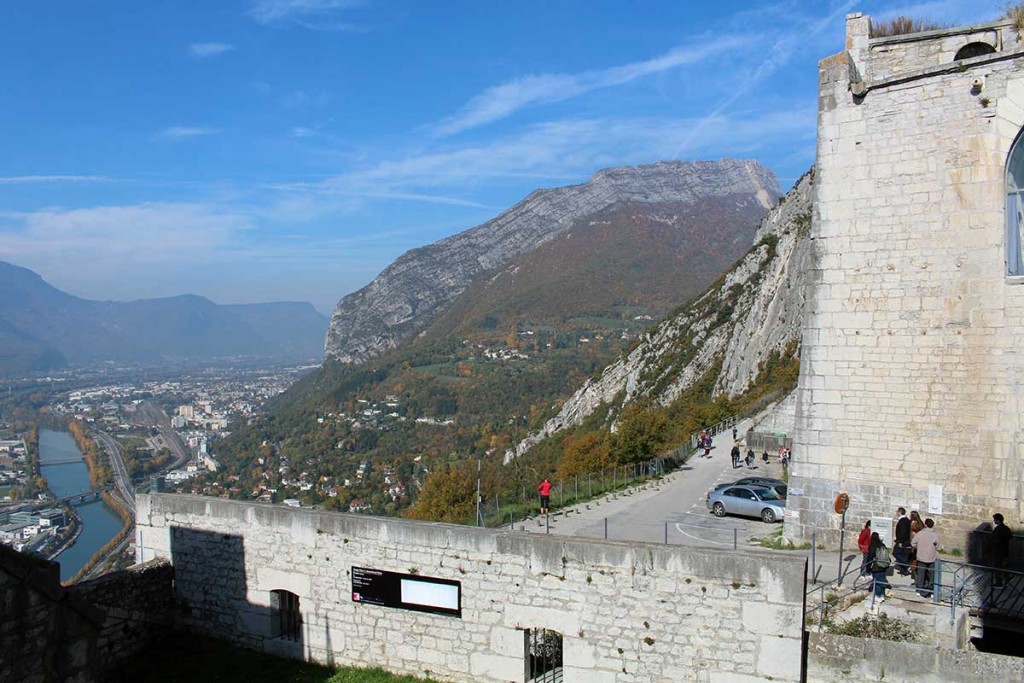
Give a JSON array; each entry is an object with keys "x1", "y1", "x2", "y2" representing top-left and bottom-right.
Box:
[
  {"x1": 870, "y1": 16, "x2": 950, "y2": 38},
  {"x1": 1008, "y1": 3, "x2": 1024, "y2": 32}
]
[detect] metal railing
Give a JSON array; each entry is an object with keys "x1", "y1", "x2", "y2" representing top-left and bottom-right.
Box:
[
  {"x1": 805, "y1": 556, "x2": 1024, "y2": 630},
  {"x1": 689, "y1": 416, "x2": 738, "y2": 450},
  {"x1": 491, "y1": 454, "x2": 680, "y2": 531},
  {"x1": 492, "y1": 416, "x2": 741, "y2": 533}
]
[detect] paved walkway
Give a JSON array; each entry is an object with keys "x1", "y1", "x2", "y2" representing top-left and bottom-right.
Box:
[{"x1": 516, "y1": 418, "x2": 783, "y2": 547}]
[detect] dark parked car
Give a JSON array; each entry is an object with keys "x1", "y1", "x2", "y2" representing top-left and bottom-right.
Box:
[{"x1": 706, "y1": 485, "x2": 786, "y2": 523}]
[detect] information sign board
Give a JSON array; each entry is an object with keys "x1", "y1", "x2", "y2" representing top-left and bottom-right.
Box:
[{"x1": 351, "y1": 566, "x2": 461, "y2": 618}]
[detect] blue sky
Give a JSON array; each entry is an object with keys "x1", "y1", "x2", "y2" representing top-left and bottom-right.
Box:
[{"x1": 0, "y1": 0, "x2": 1006, "y2": 314}]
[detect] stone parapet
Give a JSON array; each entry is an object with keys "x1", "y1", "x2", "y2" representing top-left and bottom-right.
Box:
[{"x1": 137, "y1": 493, "x2": 807, "y2": 682}]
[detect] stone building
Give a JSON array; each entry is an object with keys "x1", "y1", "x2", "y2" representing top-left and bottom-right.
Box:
[{"x1": 787, "y1": 13, "x2": 1024, "y2": 543}]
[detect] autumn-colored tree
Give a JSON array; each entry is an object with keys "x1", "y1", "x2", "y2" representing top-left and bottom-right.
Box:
[
  {"x1": 407, "y1": 464, "x2": 477, "y2": 523},
  {"x1": 612, "y1": 404, "x2": 670, "y2": 462},
  {"x1": 557, "y1": 431, "x2": 613, "y2": 478}
]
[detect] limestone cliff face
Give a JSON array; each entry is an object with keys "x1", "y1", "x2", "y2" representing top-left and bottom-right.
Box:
[
  {"x1": 324, "y1": 159, "x2": 779, "y2": 364},
  {"x1": 507, "y1": 169, "x2": 814, "y2": 461}
]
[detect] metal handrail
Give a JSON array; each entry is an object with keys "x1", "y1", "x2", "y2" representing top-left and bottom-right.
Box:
[
  {"x1": 689, "y1": 416, "x2": 738, "y2": 450},
  {"x1": 805, "y1": 557, "x2": 1024, "y2": 628}
]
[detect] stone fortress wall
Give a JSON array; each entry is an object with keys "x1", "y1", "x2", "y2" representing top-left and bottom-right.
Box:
[
  {"x1": 135, "y1": 493, "x2": 806, "y2": 683},
  {"x1": 787, "y1": 13, "x2": 1024, "y2": 543}
]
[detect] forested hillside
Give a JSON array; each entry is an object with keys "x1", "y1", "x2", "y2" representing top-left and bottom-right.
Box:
[{"x1": 195, "y1": 165, "x2": 780, "y2": 514}]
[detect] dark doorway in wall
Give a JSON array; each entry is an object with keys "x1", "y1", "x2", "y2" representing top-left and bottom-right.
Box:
[
  {"x1": 526, "y1": 628, "x2": 563, "y2": 682},
  {"x1": 270, "y1": 590, "x2": 302, "y2": 641},
  {"x1": 954, "y1": 42, "x2": 996, "y2": 61}
]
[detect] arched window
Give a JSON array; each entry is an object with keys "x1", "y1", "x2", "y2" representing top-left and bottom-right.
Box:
[
  {"x1": 955, "y1": 42, "x2": 996, "y2": 61},
  {"x1": 1007, "y1": 133, "x2": 1024, "y2": 276},
  {"x1": 270, "y1": 589, "x2": 301, "y2": 641}
]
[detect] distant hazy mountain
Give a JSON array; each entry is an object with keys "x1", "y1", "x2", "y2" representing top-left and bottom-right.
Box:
[
  {"x1": 325, "y1": 159, "x2": 780, "y2": 364},
  {"x1": 0, "y1": 262, "x2": 329, "y2": 375}
]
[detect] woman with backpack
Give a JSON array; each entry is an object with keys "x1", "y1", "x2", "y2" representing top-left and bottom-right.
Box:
[
  {"x1": 857, "y1": 521, "x2": 872, "y2": 576},
  {"x1": 868, "y1": 531, "x2": 892, "y2": 602}
]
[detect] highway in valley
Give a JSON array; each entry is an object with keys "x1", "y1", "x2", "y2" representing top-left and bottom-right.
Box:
[{"x1": 94, "y1": 430, "x2": 135, "y2": 511}]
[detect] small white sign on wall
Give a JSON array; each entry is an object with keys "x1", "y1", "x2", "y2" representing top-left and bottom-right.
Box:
[
  {"x1": 870, "y1": 516, "x2": 893, "y2": 547},
  {"x1": 928, "y1": 484, "x2": 943, "y2": 515}
]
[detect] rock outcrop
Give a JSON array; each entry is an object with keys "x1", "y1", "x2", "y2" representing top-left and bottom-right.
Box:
[
  {"x1": 506, "y1": 168, "x2": 814, "y2": 461},
  {"x1": 324, "y1": 159, "x2": 779, "y2": 364}
]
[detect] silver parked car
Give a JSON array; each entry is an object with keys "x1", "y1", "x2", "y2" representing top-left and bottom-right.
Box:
[{"x1": 705, "y1": 485, "x2": 785, "y2": 523}]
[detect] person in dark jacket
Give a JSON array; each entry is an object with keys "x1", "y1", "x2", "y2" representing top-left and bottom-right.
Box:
[
  {"x1": 869, "y1": 532, "x2": 891, "y2": 602},
  {"x1": 730, "y1": 444, "x2": 741, "y2": 469},
  {"x1": 894, "y1": 507, "x2": 912, "y2": 576},
  {"x1": 992, "y1": 512, "x2": 1013, "y2": 587}
]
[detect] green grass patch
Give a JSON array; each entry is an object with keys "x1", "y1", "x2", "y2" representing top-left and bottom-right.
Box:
[{"x1": 118, "y1": 633, "x2": 445, "y2": 683}]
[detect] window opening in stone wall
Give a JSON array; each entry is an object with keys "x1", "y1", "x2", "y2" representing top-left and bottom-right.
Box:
[
  {"x1": 1006, "y1": 129, "x2": 1024, "y2": 276},
  {"x1": 526, "y1": 628, "x2": 563, "y2": 682},
  {"x1": 270, "y1": 589, "x2": 301, "y2": 641},
  {"x1": 954, "y1": 42, "x2": 996, "y2": 61}
]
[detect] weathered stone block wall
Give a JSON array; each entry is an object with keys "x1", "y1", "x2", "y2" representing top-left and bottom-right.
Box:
[
  {"x1": 807, "y1": 632, "x2": 1024, "y2": 682},
  {"x1": 0, "y1": 542, "x2": 173, "y2": 683},
  {"x1": 787, "y1": 13, "x2": 1024, "y2": 544},
  {"x1": 136, "y1": 493, "x2": 807, "y2": 683},
  {"x1": 69, "y1": 559, "x2": 176, "y2": 671}
]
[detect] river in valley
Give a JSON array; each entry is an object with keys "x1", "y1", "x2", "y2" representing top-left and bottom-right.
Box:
[{"x1": 38, "y1": 428, "x2": 124, "y2": 581}]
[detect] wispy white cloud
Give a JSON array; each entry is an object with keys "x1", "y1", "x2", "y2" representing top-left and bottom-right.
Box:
[
  {"x1": 0, "y1": 175, "x2": 117, "y2": 185},
  {"x1": 290, "y1": 126, "x2": 316, "y2": 138},
  {"x1": 0, "y1": 202, "x2": 252, "y2": 266},
  {"x1": 188, "y1": 42, "x2": 236, "y2": 58},
  {"x1": 275, "y1": 110, "x2": 813, "y2": 203},
  {"x1": 156, "y1": 126, "x2": 219, "y2": 139},
  {"x1": 248, "y1": 0, "x2": 366, "y2": 31},
  {"x1": 435, "y1": 37, "x2": 745, "y2": 137},
  {"x1": 673, "y1": 0, "x2": 857, "y2": 158}
]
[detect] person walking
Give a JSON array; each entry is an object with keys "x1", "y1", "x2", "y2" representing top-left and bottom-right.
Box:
[
  {"x1": 537, "y1": 478, "x2": 552, "y2": 516},
  {"x1": 762, "y1": 449, "x2": 770, "y2": 465},
  {"x1": 912, "y1": 518, "x2": 939, "y2": 597},
  {"x1": 732, "y1": 426, "x2": 738, "y2": 441},
  {"x1": 868, "y1": 532, "x2": 891, "y2": 603},
  {"x1": 730, "y1": 444, "x2": 741, "y2": 469},
  {"x1": 857, "y1": 520, "x2": 873, "y2": 576},
  {"x1": 991, "y1": 512, "x2": 1013, "y2": 587},
  {"x1": 745, "y1": 448, "x2": 755, "y2": 469},
  {"x1": 894, "y1": 507, "x2": 912, "y2": 576}
]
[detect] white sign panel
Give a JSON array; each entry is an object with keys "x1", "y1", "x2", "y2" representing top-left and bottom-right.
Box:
[
  {"x1": 928, "y1": 484, "x2": 943, "y2": 515},
  {"x1": 870, "y1": 516, "x2": 893, "y2": 547},
  {"x1": 401, "y1": 578, "x2": 460, "y2": 611}
]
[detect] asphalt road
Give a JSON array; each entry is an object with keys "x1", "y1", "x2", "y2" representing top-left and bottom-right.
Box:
[{"x1": 517, "y1": 418, "x2": 787, "y2": 550}]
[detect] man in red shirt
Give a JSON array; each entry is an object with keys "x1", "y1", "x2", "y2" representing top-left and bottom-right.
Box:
[{"x1": 538, "y1": 478, "x2": 553, "y2": 515}]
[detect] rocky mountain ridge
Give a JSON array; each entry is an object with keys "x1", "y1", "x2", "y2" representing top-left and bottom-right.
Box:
[
  {"x1": 506, "y1": 168, "x2": 814, "y2": 461},
  {"x1": 325, "y1": 159, "x2": 780, "y2": 364}
]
